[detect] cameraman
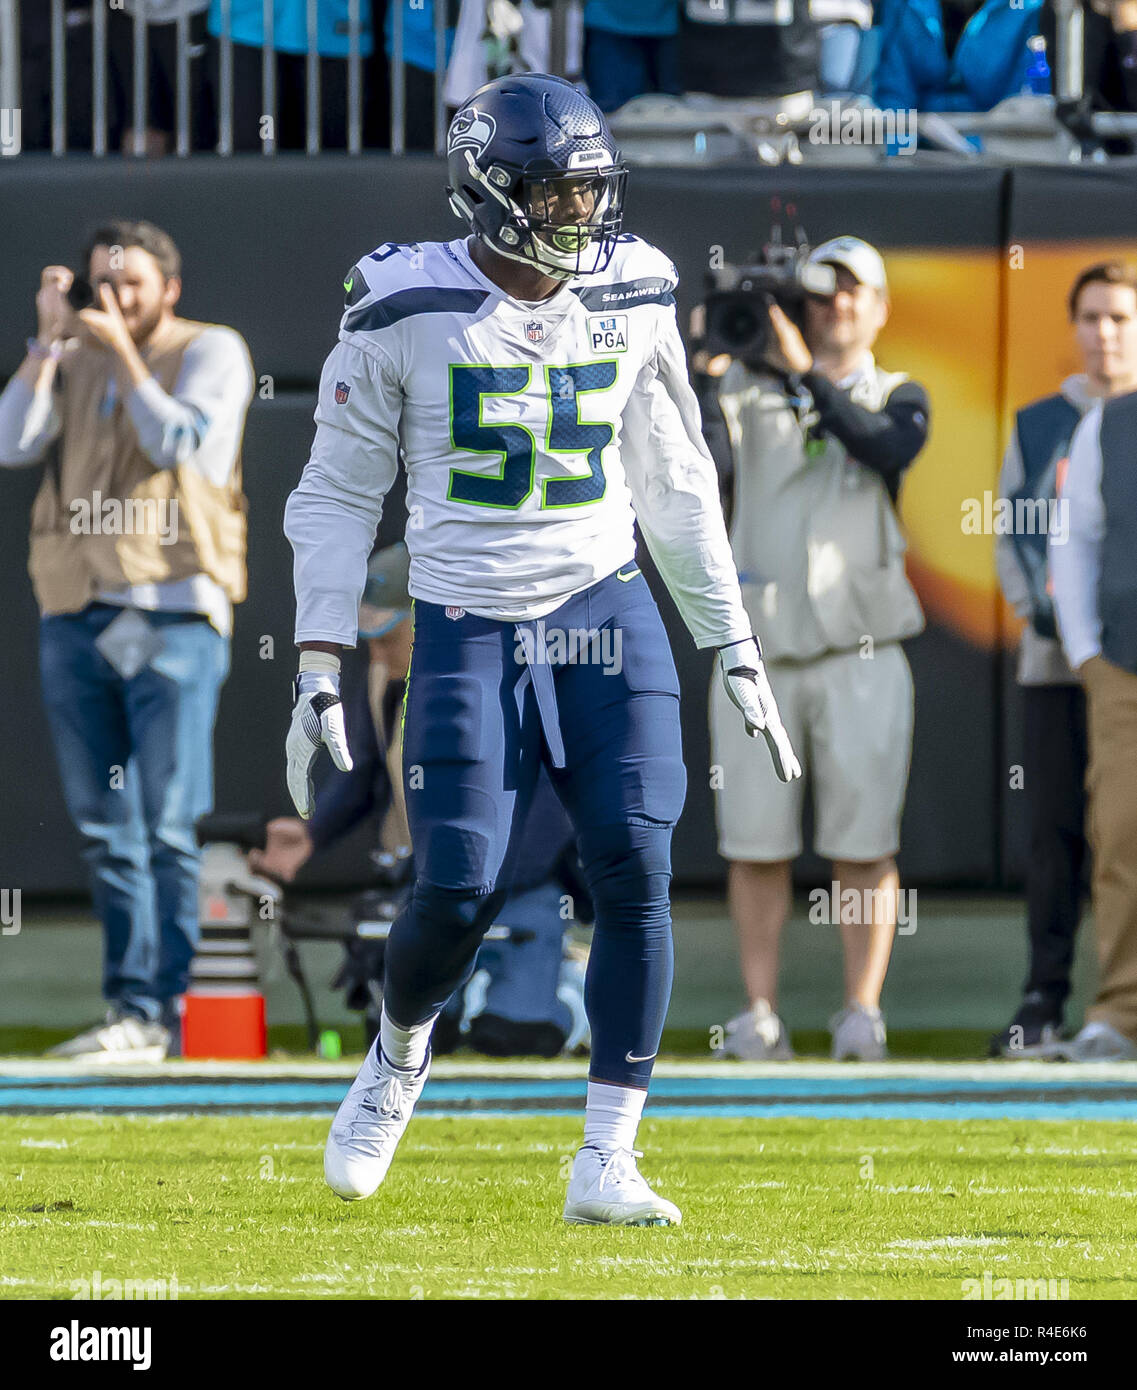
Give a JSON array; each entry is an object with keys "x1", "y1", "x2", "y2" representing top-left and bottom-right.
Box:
[{"x1": 705, "y1": 236, "x2": 930, "y2": 1060}]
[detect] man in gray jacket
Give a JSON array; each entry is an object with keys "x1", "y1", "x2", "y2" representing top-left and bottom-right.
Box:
[{"x1": 992, "y1": 262, "x2": 1137, "y2": 1057}]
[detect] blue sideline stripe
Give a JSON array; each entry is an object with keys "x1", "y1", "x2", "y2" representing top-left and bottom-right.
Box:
[
  {"x1": 4, "y1": 1076, "x2": 1137, "y2": 1117},
  {"x1": 425, "y1": 1102, "x2": 1137, "y2": 1121},
  {"x1": 0, "y1": 1084, "x2": 345, "y2": 1109}
]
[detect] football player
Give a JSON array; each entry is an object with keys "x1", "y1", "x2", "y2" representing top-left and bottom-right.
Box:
[{"x1": 284, "y1": 73, "x2": 800, "y2": 1226}]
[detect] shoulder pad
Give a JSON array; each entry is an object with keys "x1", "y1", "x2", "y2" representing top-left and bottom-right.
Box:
[
  {"x1": 339, "y1": 242, "x2": 490, "y2": 337},
  {"x1": 342, "y1": 242, "x2": 432, "y2": 309},
  {"x1": 606, "y1": 235, "x2": 679, "y2": 290},
  {"x1": 572, "y1": 237, "x2": 678, "y2": 314}
]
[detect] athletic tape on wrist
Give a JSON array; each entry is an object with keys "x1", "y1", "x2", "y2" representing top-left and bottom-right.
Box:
[{"x1": 298, "y1": 650, "x2": 341, "y2": 676}]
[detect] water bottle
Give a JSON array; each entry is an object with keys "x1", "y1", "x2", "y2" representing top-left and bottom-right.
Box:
[{"x1": 1022, "y1": 35, "x2": 1051, "y2": 96}]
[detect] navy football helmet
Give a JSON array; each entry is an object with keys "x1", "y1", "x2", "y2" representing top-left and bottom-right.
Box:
[{"x1": 446, "y1": 73, "x2": 627, "y2": 280}]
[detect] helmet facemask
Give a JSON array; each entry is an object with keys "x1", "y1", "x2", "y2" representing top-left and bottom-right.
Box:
[
  {"x1": 515, "y1": 169, "x2": 627, "y2": 278},
  {"x1": 453, "y1": 154, "x2": 627, "y2": 281}
]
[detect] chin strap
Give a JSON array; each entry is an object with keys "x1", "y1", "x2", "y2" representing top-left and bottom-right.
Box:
[{"x1": 483, "y1": 231, "x2": 577, "y2": 282}]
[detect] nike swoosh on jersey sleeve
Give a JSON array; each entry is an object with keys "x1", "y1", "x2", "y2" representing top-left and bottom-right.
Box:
[{"x1": 337, "y1": 241, "x2": 491, "y2": 340}]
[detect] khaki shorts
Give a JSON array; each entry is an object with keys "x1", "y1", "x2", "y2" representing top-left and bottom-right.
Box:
[{"x1": 710, "y1": 643, "x2": 914, "y2": 863}]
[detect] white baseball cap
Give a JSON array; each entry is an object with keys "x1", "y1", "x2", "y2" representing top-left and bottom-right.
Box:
[{"x1": 807, "y1": 236, "x2": 889, "y2": 297}]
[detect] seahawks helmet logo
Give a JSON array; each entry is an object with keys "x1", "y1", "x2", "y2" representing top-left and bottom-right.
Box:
[{"x1": 448, "y1": 107, "x2": 496, "y2": 155}]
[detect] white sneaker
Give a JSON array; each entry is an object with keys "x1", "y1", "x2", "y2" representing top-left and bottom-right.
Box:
[
  {"x1": 324, "y1": 1043, "x2": 430, "y2": 1201},
  {"x1": 563, "y1": 1145, "x2": 681, "y2": 1227},
  {"x1": 46, "y1": 1010, "x2": 170, "y2": 1061},
  {"x1": 830, "y1": 1003, "x2": 888, "y2": 1060},
  {"x1": 715, "y1": 999, "x2": 794, "y2": 1060}
]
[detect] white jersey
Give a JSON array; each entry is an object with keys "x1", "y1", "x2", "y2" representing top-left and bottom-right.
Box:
[{"x1": 285, "y1": 234, "x2": 751, "y2": 650}]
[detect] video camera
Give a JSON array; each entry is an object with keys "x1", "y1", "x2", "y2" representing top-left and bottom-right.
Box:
[{"x1": 701, "y1": 226, "x2": 837, "y2": 365}]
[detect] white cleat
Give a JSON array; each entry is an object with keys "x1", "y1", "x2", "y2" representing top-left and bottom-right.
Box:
[
  {"x1": 563, "y1": 1145, "x2": 682, "y2": 1227},
  {"x1": 324, "y1": 1043, "x2": 430, "y2": 1202}
]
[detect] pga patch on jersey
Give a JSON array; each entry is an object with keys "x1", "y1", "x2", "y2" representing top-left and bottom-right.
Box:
[{"x1": 587, "y1": 313, "x2": 628, "y2": 353}]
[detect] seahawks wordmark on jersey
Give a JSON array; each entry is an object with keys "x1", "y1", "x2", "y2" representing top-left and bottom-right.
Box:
[{"x1": 285, "y1": 235, "x2": 752, "y2": 652}]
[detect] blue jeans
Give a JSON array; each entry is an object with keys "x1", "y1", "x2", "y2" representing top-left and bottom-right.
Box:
[{"x1": 39, "y1": 604, "x2": 230, "y2": 1023}]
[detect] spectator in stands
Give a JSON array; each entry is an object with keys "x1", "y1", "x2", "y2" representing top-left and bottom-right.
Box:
[
  {"x1": 444, "y1": 1, "x2": 585, "y2": 112},
  {"x1": 991, "y1": 264, "x2": 1137, "y2": 1057},
  {"x1": 379, "y1": 1, "x2": 457, "y2": 150},
  {"x1": 1042, "y1": 1, "x2": 1137, "y2": 110},
  {"x1": 250, "y1": 544, "x2": 590, "y2": 1057},
  {"x1": 681, "y1": 0, "x2": 819, "y2": 113},
  {"x1": 18, "y1": 1, "x2": 213, "y2": 154},
  {"x1": 581, "y1": 1, "x2": 681, "y2": 113},
  {"x1": 19, "y1": 2, "x2": 98, "y2": 152},
  {"x1": 206, "y1": 0, "x2": 374, "y2": 150},
  {"x1": 704, "y1": 238, "x2": 929, "y2": 1060},
  {"x1": 0, "y1": 221, "x2": 254, "y2": 1058},
  {"x1": 811, "y1": 0, "x2": 875, "y2": 97},
  {"x1": 874, "y1": 0, "x2": 1044, "y2": 112},
  {"x1": 111, "y1": 1, "x2": 216, "y2": 155},
  {"x1": 1050, "y1": 265, "x2": 1137, "y2": 1061}
]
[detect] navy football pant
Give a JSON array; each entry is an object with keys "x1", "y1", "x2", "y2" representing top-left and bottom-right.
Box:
[{"x1": 382, "y1": 569, "x2": 687, "y2": 1089}]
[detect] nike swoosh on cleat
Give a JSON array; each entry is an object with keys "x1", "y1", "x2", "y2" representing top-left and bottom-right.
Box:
[
  {"x1": 616, "y1": 567, "x2": 641, "y2": 582},
  {"x1": 625, "y1": 1050, "x2": 657, "y2": 1063}
]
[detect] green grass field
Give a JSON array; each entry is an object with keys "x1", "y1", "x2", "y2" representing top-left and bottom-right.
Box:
[{"x1": 4, "y1": 1114, "x2": 1136, "y2": 1300}]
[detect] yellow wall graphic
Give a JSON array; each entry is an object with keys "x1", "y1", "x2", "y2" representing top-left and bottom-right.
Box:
[{"x1": 874, "y1": 239, "x2": 1137, "y2": 650}]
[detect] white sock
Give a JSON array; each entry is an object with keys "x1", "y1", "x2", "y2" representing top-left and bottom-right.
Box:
[
  {"x1": 378, "y1": 1007, "x2": 436, "y2": 1074},
  {"x1": 583, "y1": 1081, "x2": 647, "y2": 1152}
]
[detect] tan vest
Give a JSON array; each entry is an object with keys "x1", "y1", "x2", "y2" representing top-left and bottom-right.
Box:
[
  {"x1": 720, "y1": 359, "x2": 925, "y2": 662},
  {"x1": 28, "y1": 317, "x2": 248, "y2": 615}
]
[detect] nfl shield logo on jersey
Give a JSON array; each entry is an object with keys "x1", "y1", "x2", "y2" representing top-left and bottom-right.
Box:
[
  {"x1": 525, "y1": 320, "x2": 545, "y2": 344},
  {"x1": 334, "y1": 381, "x2": 350, "y2": 405},
  {"x1": 445, "y1": 606, "x2": 466, "y2": 621}
]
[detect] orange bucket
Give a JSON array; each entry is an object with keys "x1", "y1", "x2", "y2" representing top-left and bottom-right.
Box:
[{"x1": 181, "y1": 992, "x2": 267, "y2": 1059}]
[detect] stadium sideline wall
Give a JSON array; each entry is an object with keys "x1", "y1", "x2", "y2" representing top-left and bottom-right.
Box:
[{"x1": 0, "y1": 157, "x2": 1134, "y2": 894}]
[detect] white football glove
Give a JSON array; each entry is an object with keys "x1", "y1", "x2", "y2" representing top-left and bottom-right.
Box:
[
  {"x1": 285, "y1": 659, "x2": 353, "y2": 819},
  {"x1": 717, "y1": 636, "x2": 802, "y2": 784}
]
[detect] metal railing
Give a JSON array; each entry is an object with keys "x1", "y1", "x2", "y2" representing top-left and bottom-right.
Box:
[
  {"x1": 1052, "y1": 0, "x2": 1084, "y2": 103},
  {"x1": 0, "y1": 0, "x2": 1097, "y2": 160},
  {"x1": 0, "y1": 0, "x2": 482, "y2": 157}
]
